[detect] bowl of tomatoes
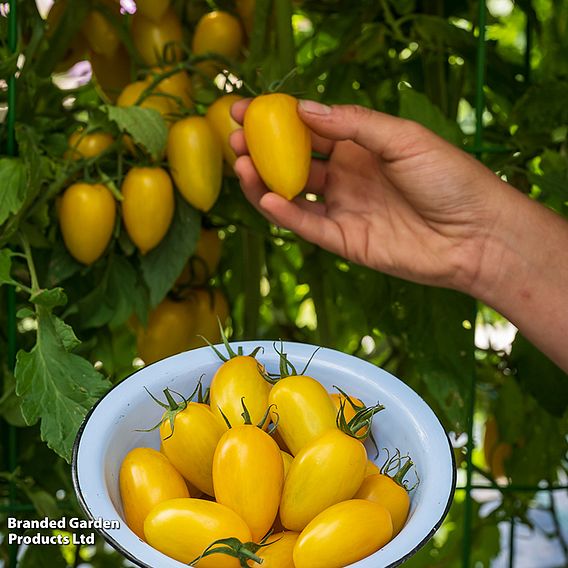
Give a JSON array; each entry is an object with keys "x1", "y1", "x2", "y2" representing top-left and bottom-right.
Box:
[{"x1": 72, "y1": 340, "x2": 456, "y2": 568}]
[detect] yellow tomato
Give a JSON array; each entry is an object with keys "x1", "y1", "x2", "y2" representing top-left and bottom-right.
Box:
[
  {"x1": 90, "y1": 44, "x2": 131, "y2": 103},
  {"x1": 121, "y1": 167, "x2": 174, "y2": 254},
  {"x1": 59, "y1": 183, "x2": 116, "y2": 265},
  {"x1": 280, "y1": 429, "x2": 367, "y2": 531},
  {"x1": 167, "y1": 116, "x2": 223, "y2": 212},
  {"x1": 236, "y1": 0, "x2": 255, "y2": 37},
  {"x1": 65, "y1": 130, "x2": 114, "y2": 160},
  {"x1": 192, "y1": 11, "x2": 243, "y2": 75},
  {"x1": 161, "y1": 402, "x2": 226, "y2": 496},
  {"x1": 136, "y1": 297, "x2": 196, "y2": 363},
  {"x1": 82, "y1": 7, "x2": 120, "y2": 57},
  {"x1": 186, "y1": 288, "x2": 230, "y2": 349},
  {"x1": 354, "y1": 473, "x2": 410, "y2": 536},
  {"x1": 248, "y1": 532, "x2": 299, "y2": 568},
  {"x1": 177, "y1": 228, "x2": 223, "y2": 286},
  {"x1": 366, "y1": 460, "x2": 380, "y2": 477},
  {"x1": 330, "y1": 392, "x2": 369, "y2": 438},
  {"x1": 117, "y1": 79, "x2": 174, "y2": 120},
  {"x1": 268, "y1": 375, "x2": 337, "y2": 455},
  {"x1": 281, "y1": 450, "x2": 293, "y2": 478},
  {"x1": 135, "y1": 0, "x2": 170, "y2": 22},
  {"x1": 119, "y1": 447, "x2": 189, "y2": 540},
  {"x1": 210, "y1": 355, "x2": 271, "y2": 429},
  {"x1": 131, "y1": 7, "x2": 183, "y2": 65},
  {"x1": 206, "y1": 94, "x2": 243, "y2": 167},
  {"x1": 244, "y1": 94, "x2": 311, "y2": 200},
  {"x1": 293, "y1": 500, "x2": 393, "y2": 568},
  {"x1": 213, "y1": 424, "x2": 284, "y2": 541},
  {"x1": 150, "y1": 66, "x2": 193, "y2": 110},
  {"x1": 144, "y1": 498, "x2": 251, "y2": 567}
]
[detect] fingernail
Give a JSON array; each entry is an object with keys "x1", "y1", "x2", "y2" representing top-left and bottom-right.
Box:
[{"x1": 299, "y1": 99, "x2": 332, "y2": 115}]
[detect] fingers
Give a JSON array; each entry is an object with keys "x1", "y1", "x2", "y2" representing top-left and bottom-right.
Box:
[
  {"x1": 297, "y1": 100, "x2": 426, "y2": 161},
  {"x1": 230, "y1": 98, "x2": 251, "y2": 124}
]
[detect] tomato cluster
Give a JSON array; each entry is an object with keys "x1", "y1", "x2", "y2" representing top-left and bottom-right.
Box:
[{"x1": 119, "y1": 342, "x2": 417, "y2": 567}]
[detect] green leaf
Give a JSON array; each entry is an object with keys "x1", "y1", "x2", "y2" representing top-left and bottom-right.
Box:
[
  {"x1": 104, "y1": 105, "x2": 168, "y2": 160},
  {"x1": 0, "y1": 248, "x2": 17, "y2": 286},
  {"x1": 46, "y1": 239, "x2": 83, "y2": 287},
  {"x1": 14, "y1": 309, "x2": 110, "y2": 462},
  {"x1": 399, "y1": 88, "x2": 463, "y2": 145},
  {"x1": 0, "y1": 369, "x2": 26, "y2": 427},
  {"x1": 30, "y1": 287, "x2": 68, "y2": 309},
  {"x1": 0, "y1": 157, "x2": 27, "y2": 225},
  {"x1": 509, "y1": 333, "x2": 568, "y2": 417},
  {"x1": 140, "y1": 193, "x2": 200, "y2": 307},
  {"x1": 53, "y1": 316, "x2": 81, "y2": 351}
]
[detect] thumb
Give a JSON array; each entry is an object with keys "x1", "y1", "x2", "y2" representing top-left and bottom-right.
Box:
[{"x1": 298, "y1": 100, "x2": 421, "y2": 160}]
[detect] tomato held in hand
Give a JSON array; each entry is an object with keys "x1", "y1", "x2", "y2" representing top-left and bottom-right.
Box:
[
  {"x1": 119, "y1": 447, "x2": 189, "y2": 540},
  {"x1": 167, "y1": 116, "x2": 223, "y2": 212},
  {"x1": 268, "y1": 375, "x2": 337, "y2": 455},
  {"x1": 293, "y1": 500, "x2": 393, "y2": 568},
  {"x1": 280, "y1": 429, "x2": 367, "y2": 531},
  {"x1": 59, "y1": 183, "x2": 116, "y2": 265},
  {"x1": 121, "y1": 167, "x2": 174, "y2": 254},
  {"x1": 65, "y1": 130, "x2": 114, "y2": 160},
  {"x1": 213, "y1": 424, "x2": 284, "y2": 541},
  {"x1": 206, "y1": 94, "x2": 243, "y2": 167},
  {"x1": 144, "y1": 498, "x2": 251, "y2": 567},
  {"x1": 132, "y1": 8, "x2": 183, "y2": 65},
  {"x1": 244, "y1": 94, "x2": 311, "y2": 200}
]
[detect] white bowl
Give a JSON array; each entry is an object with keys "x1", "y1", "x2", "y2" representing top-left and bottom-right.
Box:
[{"x1": 72, "y1": 341, "x2": 455, "y2": 568}]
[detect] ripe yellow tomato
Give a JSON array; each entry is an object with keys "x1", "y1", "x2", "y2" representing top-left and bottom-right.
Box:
[
  {"x1": 90, "y1": 44, "x2": 131, "y2": 103},
  {"x1": 177, "y1": 228, "x2": 223, "y2": 287},
  {"x1": 186, "y1": 288, "x2": 229, "y2": 349},
  {"x1": 354, "y1": 473, "x2": 410, "y2": 536},
  {"x1": 65, "y1": 130, "x2": 114, "y2": 160},
  {"x1": 160, "y1": 402, "x2": 226, "y2": 496},
  {"x1": 144, "y1": 498, "x2": 251, "y2": 567},
  {"x1": 330, "y1": 392, "x2": 369, "y2": 438},
  {"x1": 213, "y1": 424, "x2": 284, "y2": 541},
  {"x1": 150, "y1": 66, "x2": 193, "y2": 110},
  {"x1": 135, "y1": 0, "x2": 170, "y2": 22},
  {"x1": 121, "y1": 167, "x2": 174, "y2": 254},
  {"x1": 210, "y1": 355, "x2": 271, "y2": 429},
  {"x1": 366, "y1": 459, "x2": 380, "y2": 477},
  {"x1": 136, "y1": 297, "x2": 195, "y2": 363},
  {"x1": 59, "y1": 183, "x2": 116, "y2": 265},
  {"x1": 119, "y1": 447, "x2": 189, "y2": 540},
  {"x1": 248, "y1": 531, "x2": 299, "y2": 568},
  {"x1": 117, "y1": 79, "x2": 174, "y2": 120},
  {"x1": 192, "y1": 11, "x2": 243, "y2": 75},
  {"x1": 244, "y1": 94, "x2": 311, "y2": 200},
  {"x1": 293, "y1": 500, "x2": 393, "y2": 568},
  {"x1": 206, "y1": 94, "x2": 243, "y2": 167},
  {"x1": 167, "y1": 116, "x2": 223, "y2": 212},
  {"x1": 281, "y1": 450, "x2": 293, "y2": 478},
  {"x1": 82, "y1": 7, "x2": 120, "y2": 57},
  {"x1": 268, "y1": 375, "x2": 337, "y2": 455},
  {"x1": 280, "y1": 429, "x2": 367, "y2": 531},
  {"x1": 132, "y1": 8, "x2": 183, "y2": 65},
  {"x1": 236, "y1": 0, "x2": 255, "y2": 37}
]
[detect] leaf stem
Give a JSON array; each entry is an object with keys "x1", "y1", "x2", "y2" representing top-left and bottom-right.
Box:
[{"x1": 20, "y1": 233, "x2": 40, "y2": 293}]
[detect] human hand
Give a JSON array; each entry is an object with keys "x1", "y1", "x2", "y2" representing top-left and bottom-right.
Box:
[{"x1": 230, "y1": 99, "x2": 510, "y2": 293}]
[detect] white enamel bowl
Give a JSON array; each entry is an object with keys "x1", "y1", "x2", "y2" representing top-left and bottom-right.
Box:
[{"x1": 72, "y1": 342, "x2": 455, "y2": 568}]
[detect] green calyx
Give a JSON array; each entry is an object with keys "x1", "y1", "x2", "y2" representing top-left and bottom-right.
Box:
[
  {"x1": 334, "y1": 387, "x2": 384, "y2": 454},
  {"x1": 138, "y1": 376, "x2": 206, "y2": 440},
  {"x1": 381, "y1": 450, "x2": 420, "y2": 492},
  {"x1": 189, "y1": 536, "x2": 265, "y2": 567},
  {"x1": 201, "y1": 317, "x2": 264, "y2": 362},
  {"x1": 218, "y1": 398, "x2": 279, "y2": 434},
  {"x1": 269, "y1": 341, "x2": 321, "y2": 382}
]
